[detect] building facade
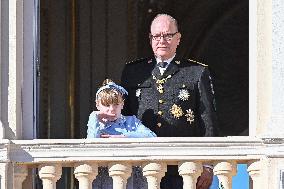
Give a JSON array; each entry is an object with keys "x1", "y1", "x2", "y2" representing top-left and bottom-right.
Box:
[{"x1": 1, "y1": 0, "x2": 284, "y2": 189}]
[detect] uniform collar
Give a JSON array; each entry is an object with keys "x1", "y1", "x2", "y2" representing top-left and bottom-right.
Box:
[
  {"x1": 151, "y1": 56, "x2": 181, "y2": 79},
  {"x1": 155, "y1": 54, "x2": 176, "y2": 67},
  {"x1": 162, "y1": 57, "x2": 180, "y2": 78}
]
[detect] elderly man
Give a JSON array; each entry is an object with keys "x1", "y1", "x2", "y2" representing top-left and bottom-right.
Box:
[{"x1": 121, "y1": 14, "x2": 218, "y2": 189}]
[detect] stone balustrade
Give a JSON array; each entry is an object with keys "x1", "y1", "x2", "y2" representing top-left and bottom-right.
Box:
[{"x1": 0, "y1": 137, "x2": 283, "y2": 189}]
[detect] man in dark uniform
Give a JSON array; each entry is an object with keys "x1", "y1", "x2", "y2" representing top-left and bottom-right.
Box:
[{"x1": 121, "y1": 14, "x2": 217, "y2": 189}]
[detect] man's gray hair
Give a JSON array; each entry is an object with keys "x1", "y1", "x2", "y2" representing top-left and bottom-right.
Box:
[{"x1": 150, "y1": 13, "x2": 179, "y2": 32}]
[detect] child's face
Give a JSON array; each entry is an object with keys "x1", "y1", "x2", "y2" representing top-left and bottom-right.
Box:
[{"x1": 96, "y1": 101, "x2": 124, "y2": 121}]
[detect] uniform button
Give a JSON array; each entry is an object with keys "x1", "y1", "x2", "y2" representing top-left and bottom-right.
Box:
[
  {"x1": 159, "y1": 99, "x2": 164, "y2": 104},
  {"x1": 158, "y1": 111, "x2": 163, "y2": 115},
  {"x1": 157, "y1": 123, "x2": 162, "y2": 127}
]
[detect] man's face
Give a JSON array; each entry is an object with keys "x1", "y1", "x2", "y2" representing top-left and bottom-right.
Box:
[{"x1": 150, "y1": 16, "x2": 181, "y2": 60}]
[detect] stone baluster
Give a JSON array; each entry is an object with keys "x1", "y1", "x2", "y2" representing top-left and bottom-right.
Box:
[
  {"x1": 108, "y1": 162, "x2": 132, "y2": 189},
  {"x1": 247, "y1": 161, "x2": 261, "y2": 189},
  {"x1": 14, "y1": 165, "x2": 28, "y2": 189},
  {"x1": 38, "y1": 164, "x2": 62, "y2": 189},
  {"x1": 142, "y1": 162, "x2": 167, "y2": 189},
  {"x1": 213, "y1": 161, "x2": 236, "y2": 189},
  {"x1": 0, "y1": 163, "x2": 7, "y2": 189},
  {"x1": 74, "y1": 163, "x2": 98, "y2": 189},
  {"x1": 178, "y1": 161, "x2": 203, "y2": 189}
]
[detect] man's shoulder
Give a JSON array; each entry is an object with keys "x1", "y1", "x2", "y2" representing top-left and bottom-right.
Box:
[
  {"x1": 176, "y1": 58, "x2": 208, "y2": 71},
  {"x1": 123, "y1": 57, "x2": 154, "y2": 74},
  {"x1": 121, "y1": 57, "x2": 154, "y2": 86},
  {"x1": 177, "y1": 58, "x2": 209, "y2": 77},
  {"x1": 186, "y1": 58, "x2": 208, "y2": 67},
  {"x1": 125, "y1": 57, "x2": 152, "y2": 66}
]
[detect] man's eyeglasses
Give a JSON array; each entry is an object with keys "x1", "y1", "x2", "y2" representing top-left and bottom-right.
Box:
[{"x1": 150, "y1": 32, "x2": 178, "y2": 41}]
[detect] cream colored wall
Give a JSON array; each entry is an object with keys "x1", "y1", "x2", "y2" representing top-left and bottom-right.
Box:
[
  {"x1": 256, "y1": 0, "x2": 272, "y2": 136},
  {"x1": 0, "y1": 0, "x2": 3, "y2": 139},
  {"x1": 265, "y1": 158, "x2": 284, "y2": 188},
  {"x1": 7, "y1": 0, "x2": 24, "y2": 139},
  {"x1": 0, "y1": 0, "x2": 24, "y2": 139},
  {"x1": 0, "y1": 0, "x2": 35, "y2": 140}
]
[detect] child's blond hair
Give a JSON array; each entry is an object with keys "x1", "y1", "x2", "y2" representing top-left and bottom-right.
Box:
[{"x1": 96, "y1": 79, "x2": 125, "y2": 106}]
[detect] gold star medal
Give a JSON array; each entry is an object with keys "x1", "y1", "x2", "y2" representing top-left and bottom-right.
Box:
[{"x1": 170, "y1": 104, "x2": 184, "y2": 119}]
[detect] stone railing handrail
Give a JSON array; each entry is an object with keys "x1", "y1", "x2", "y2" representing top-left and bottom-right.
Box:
[{"x1": 1, "y1": 137, "x2": 283, "y2": 163}]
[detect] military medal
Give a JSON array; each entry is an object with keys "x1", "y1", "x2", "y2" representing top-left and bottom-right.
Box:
[
  {"x1": 152, "y1": 75, "x2": 172, "y2": 93},
  {"x1": 178, "y1": 89, "x2": 190, "y2": 101},
  {"x1": 154, "y1": 75, "x2": 172, "y2": 85},
  {"x1": 185, "y1": 109, "x2": 194, "y2": 124},
  {"x1": 175, "y1": 60, "x2": 180, "y2": 64},
  {"x1": 157, "y1": 85, "x2": 164, "y2": 93},
  {"x1": 170, "y1": 104, "x2": 183, "y2": 119}
]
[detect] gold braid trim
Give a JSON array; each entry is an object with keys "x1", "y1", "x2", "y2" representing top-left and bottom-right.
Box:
[{"x1": 188, "y1": 58, "x2": 208, "y2": 67}]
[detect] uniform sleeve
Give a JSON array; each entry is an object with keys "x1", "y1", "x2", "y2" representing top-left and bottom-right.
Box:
[
  {"x1": 86, "y1": 112, "x2": 102, "y2": 138},
  {"x1": 120, "y1": 65, "x2": 133, "y2": 116},
  {"x1": 123, "y1": 116, "x2": 157, "y2": 138},
  {"x1": 197, "y1": 68, "x2": 218, "y2": 136}
]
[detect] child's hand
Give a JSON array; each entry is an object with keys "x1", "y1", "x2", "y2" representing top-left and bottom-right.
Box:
[
  {"x1": 100, "y1": 134, "x2": 126, "y2": 138},
  {"x1": 95, "y1": 111, "x2": 116, "y2": 123}
]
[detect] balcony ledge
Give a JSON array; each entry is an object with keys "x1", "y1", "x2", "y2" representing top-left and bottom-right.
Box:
[{"x1": 1, "y1": 136, "x2": 282, "y2": 165}]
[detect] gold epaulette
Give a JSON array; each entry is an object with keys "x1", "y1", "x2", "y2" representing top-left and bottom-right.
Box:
[
  {"x1": 126, "y1": 57, "x2": 147, "y2": 64},
  {"x1": 187, "y1": 58, "x2": 208, "y2": 67}
]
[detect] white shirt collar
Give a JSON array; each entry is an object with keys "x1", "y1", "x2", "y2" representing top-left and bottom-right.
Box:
[
  {"x1": 156, "y1": 54, "x2": 176, "y2": 65},
  {"x1": 155, "y1": 54, "x2": 176, "y2": 75}
]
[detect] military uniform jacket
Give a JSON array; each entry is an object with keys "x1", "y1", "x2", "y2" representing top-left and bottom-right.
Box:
[{"x1": 121, "y1": 56, "x2": 217, "y2": 137}]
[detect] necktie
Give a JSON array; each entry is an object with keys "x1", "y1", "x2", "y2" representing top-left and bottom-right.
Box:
[{"x1": 158, "y1": 61, "x2": 167, "y2": 68}]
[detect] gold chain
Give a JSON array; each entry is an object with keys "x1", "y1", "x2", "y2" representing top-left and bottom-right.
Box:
[{"x1": 152, "y1": 74, "x2": 172, "y2": 93}]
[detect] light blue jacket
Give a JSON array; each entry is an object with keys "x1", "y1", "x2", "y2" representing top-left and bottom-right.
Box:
[{"x1": 87, "y1": 112, "x2": 157, "y2": 138}]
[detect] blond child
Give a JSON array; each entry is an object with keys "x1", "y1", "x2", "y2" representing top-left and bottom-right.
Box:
[{"x1": 87, "y1": 79, "x2": 156, "y2": 138}]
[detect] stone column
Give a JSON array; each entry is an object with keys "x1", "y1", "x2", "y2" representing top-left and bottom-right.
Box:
[
  {"x1": 14, "y1": 165, "x2": 28, "y2": 189},
  {"x1": 247, "y1": 161, "x2": 261, "y2": 189},
  {"x1": 38, "y1": 164, "x2": 62, "y2": 189},
  {"x1": 213, "y1": 161, "x2": 236, "y2": 189},
  {"x1": 0, "y1": 0, "x2": 2, "y2": 139},
  {"x1": 266, "y1": 0, "x2": 284, "y2": 136},
  {"x1": 0, "y1": 162, "x2": 14, "y2": 189},
  {"x1": 142, "y1": 162, "x2": 167, "y2": 189},
  {"x1": 256, "y1": 0, "x2": 272, "y2": 135},
  {"x1": 7, "y1": 0, "x2": 24, "y2": 140},
  {"x1": 74, "y1": 163, "x2": 98, "y2": 189},
  {"x1": 0, "y1": 121, "x2": 4, "y2": 139},
  {"x1": 178, "y1": 161, "x2": 202, "y2": 189},
  {"x1": 108, "y1": 162, "x2": 132, "y2": 189},
  {"x1": 0, "y1": 163, "x2": 8, "y2": 189}
]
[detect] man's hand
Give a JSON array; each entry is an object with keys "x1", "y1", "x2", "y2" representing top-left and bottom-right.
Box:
[{"x1": 196, "y1": 166, "x2": 213, "y2": 189}]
